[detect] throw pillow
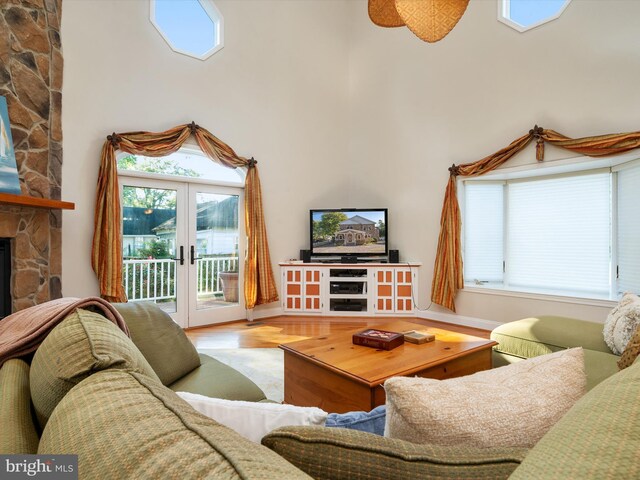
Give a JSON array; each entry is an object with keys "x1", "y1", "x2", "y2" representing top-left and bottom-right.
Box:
[
  {"x1": 618, "y1": 323, "x2": 640, "y2": 370},
  {"x1": 113, "y1": 302, "x2": 201, "y2": 385},
  {"x1": 603, "y1": 292, "x2": 640, "y2": 355},
  {"x1": 325, "y1": 405, "x2": 387, "y2": 436},
  {"x1": 30, "y1": 308, "x2": 160, "y2": 428},
  {"x1": 176, "y1": 391, "x2": 327, "y2": 442},
  {"x1": 384, "y1": 348, "x2": 586, "y2": 449}
]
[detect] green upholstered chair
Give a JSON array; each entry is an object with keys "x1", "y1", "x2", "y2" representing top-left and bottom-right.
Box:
[
  {"x1": 490, "y1": 315, "x2": 619, "y2": 390},
  {"x1": 113, "y1": 302, "x2": 268, "y2": 402}
]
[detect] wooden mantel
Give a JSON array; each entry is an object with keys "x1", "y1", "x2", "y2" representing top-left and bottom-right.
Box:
[{"x1": 0, "y1": 192, "x2": 75, "y2": 210}]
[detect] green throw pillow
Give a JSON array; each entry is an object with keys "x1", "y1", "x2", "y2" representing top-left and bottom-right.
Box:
[
  {"x1": 30, "y1": 308, "x2": 160, "y2": 428},
  {"x1": 113, "y1": 302, "x2": 201, "y2": 385},
  {"x1": 263, "y1": 426, "x2": 526, "y2": 480}
]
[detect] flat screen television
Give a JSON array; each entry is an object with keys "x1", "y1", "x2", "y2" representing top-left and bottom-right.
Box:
[{"x1": 310, "y1": 208, "x2": 388, "y2": 258}]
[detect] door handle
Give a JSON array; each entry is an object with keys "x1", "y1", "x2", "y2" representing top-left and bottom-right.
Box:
[
  {"x1": 190, "y1": 245, "x2": 202, "y2": 265},
  {"x1": 173, "y1": 246, "x2": 184, "y2": 265}
]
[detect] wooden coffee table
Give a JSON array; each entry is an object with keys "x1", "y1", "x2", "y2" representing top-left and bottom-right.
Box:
[{"x1": 279, "y1": 320, "x2": 497, "y2": 413}]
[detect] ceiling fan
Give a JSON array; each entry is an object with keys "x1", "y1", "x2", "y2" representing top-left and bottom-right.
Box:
[{"x1": 368, "y1": 0, "x2": 470, "y2": 43}]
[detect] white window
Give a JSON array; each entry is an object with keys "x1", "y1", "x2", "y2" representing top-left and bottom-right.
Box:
[
  {"x1": 463, "y1": 161, "x2": 640, "y2": 300},
  {"x1": 117, "y1": 147, "x2": 244, "y2": 186},
  {"x1": 150, "y1": 0, "x2": 224, "y2": 60},
  {"x1": 498, "y1": 0, "x2": 572, "y2": 33},
  {"x1": 616, "y1": 162, "x2": 640, "y2": 294}
]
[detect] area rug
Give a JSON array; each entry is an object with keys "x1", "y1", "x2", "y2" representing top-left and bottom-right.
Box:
[{"x1": 199, "y1": 348, "x2": 284, "y2": 403}]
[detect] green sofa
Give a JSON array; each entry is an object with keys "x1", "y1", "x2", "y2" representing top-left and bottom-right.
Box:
[
  {"x1": 0, "y1": 304, "x2": 308, "y2": 479},
  {"x1": 3, "y1": 305, "x2": 637, "y2": 479},
  {"x1": 490, "y1": 315, "x2": 620, "y2": 390}
]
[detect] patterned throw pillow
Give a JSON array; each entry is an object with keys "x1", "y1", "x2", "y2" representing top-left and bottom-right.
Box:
[
  {"x1": 618, "y1": 323, "x2": 640, "y2": 370},
  {"x1": 384, "y1": 348, "x2": 586, "y2": 449},
  {"x1": 603, "y1": 292, "x2": 640, "y2": 355}
]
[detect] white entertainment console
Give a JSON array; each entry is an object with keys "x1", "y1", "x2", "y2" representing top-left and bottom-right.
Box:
[{"x1": 279, "y1": 262, "x2": 421, "y2": 316}]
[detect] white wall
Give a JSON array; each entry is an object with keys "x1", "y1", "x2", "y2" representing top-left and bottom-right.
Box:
[
  {"x1": 61, "y1": 0, "x2": 352, "y2": 311},
  {"x1": 62, "y1": 0, "x2": 640, "y2": 324},
  {"x1": 345, "y1": 0, "x2": 640, "y2": 323}
]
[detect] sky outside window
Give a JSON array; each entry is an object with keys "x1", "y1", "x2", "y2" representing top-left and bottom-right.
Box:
[
  {"x1": 154, "y1": 0, "x2": 217, "y2": 56},
  {"x1": 508, "y1": 0, "x2": 567, "y2": 27}
]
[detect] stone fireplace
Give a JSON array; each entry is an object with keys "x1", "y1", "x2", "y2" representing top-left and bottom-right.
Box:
[{"x1": 0, "y1": 0, "x2": 64, "y2": 314}]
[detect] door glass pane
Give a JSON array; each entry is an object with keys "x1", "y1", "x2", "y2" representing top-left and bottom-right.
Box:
[
  {"x1": 195, "y1": 192, "x2": 239, "y2": 310},
  {"x1": 122, "y1": 185, "x2": 178, "y2": 313}
]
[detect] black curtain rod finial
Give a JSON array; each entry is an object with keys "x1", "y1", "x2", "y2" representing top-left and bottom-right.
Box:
[{"x1": 107, "y1": 132, "x2": 121, "y2": 148}]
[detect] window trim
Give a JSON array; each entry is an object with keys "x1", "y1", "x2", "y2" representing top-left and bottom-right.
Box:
[
  {"x1": 150, "y1": 0, "x2": 224, "y2": 61},
  {"x1": 497, "y1": 0, "x2": 572, "y2": 33},
  {"x1": 459, "y1": 154, "x2": 640, "y2": 303}
]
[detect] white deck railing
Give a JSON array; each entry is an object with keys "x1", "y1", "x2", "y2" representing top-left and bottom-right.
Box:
[{"x1": 123, "y1": 256, "x2": 239, "y2": 302}]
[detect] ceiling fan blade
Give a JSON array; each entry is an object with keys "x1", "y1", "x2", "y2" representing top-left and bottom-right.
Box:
[
  {"x1": 369, "y1": 0, "x2": 405, "y2": 28},
  {"x1": 394, "y1": 0, "x2": 469, "y2": 42}
]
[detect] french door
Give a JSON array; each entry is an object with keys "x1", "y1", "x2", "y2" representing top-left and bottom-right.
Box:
[{"x1": 120, "y1": 176, "x2": 244, "y2": 328}]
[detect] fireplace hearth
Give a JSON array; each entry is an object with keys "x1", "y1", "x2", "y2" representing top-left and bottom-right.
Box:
[{"x1": 0, "y1": 238, "x2": 11, "y2": 319}]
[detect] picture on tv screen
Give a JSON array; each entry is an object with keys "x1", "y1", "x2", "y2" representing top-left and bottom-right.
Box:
[{"x1": 311, "y1": 209, "x2": 387, "y2": 256}]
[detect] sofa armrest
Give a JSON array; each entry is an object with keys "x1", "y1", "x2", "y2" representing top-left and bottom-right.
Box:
[
  {"x1": 262, "y1": 426, "x2": 527, "y2": 480},
  {"x1": 0, "y1": 359, "x2": 39, "y2": 453}
]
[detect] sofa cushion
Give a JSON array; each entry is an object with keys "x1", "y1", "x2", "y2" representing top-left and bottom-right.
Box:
[
  {"x1": 510, "y1": 357, "x2": 640, "y2": 479},
  {"x1": 38, "y1": 370, "x2": 311, "y2": 479},
  {"x1": 0, "y1": 359, "x2": 39, "y2": 454},
  {"x1": 385, "y1": 348, "x2": 586, "y2": 449},
  {"x1": 491, "y1": 316, "x2": 612, "y2": 358},
  {"x1": 168, "y1": 353, "x2": 267, "y2": 401},
  {"x1": 262, "y1": 426, "x2": 527, "y2": 480},
  {"x1": 30, "y1": 308, "x2": 159, "y2": 428},
  {"x1": 113, "y1": 302, "x2": 201, "y2": 385},
  {"x1": 603, "y1": 292, "x2": 640, "y2": 355}
]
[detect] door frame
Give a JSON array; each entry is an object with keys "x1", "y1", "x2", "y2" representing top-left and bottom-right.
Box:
[{"x1": 119, "y1": 173, "x2": 245, "y2": 328}]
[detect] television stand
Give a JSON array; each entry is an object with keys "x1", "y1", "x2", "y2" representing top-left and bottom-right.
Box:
[{"x1": 279, "y1": 262, "x2": 421, "y2": 316}]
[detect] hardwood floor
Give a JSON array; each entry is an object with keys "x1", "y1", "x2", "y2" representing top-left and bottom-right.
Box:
[{"x1": 185, "y1": 315, "x2": 490, "y2": 349}]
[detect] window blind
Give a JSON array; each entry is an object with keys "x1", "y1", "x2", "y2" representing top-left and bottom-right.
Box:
[
  {"x1": 463, "y1": 182, "x2": 504, "y2": 284},
  {"x1": 617, "y1": 163, "x2": 640, "y2": 294},
  {"x1": 507, "y1": 172, "x2": 611, "y2": 296}
]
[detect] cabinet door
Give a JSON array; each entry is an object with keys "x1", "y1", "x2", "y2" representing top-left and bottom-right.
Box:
[
  {"x1": 374, "y1": 268, "x2": 395, "y2": 313},
  {"x1": 303, "y1": 268, "x2": 323, "y2": 312},
  {"x1": 283, "y1": 267, "x2": 304, "y2": 312},
  {"x1": 395, "y1": 268, "x2": 414, "y2": 313}
]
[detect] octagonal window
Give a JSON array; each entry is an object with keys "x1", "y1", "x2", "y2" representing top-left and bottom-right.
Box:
[
  {"x1": 150, "y1": 0, "x2": 224, "y2": 60},
  {"x1": 498, "y1": 0, "x2": 572, "y2": 33}
]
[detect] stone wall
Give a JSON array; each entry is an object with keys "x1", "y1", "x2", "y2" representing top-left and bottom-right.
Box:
[{"x1": 0, "y1": 0, "x2": 63, "y2": 312}]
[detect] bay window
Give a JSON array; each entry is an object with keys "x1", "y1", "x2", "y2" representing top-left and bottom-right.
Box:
[{"x1": 462, "y1": 160, "x2": 640, "y2": 300}]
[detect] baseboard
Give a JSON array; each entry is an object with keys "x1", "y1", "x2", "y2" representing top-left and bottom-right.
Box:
[
  {"x1": 416, "y1": 310, "x2": 502, "y2": 331},
  {"x1": 246, "y1": 304, "x2": 284, "y2": 321},
  {"x1": 244, "y1": 303, "x2": 502, "y2": 332}
]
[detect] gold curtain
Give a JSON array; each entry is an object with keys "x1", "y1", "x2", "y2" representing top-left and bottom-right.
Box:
[
  {"x1": 431, "y1": 127, "x2": 640, "y2": 312},
  {"x1": 92, "y1": 122, "x2": 278, "y2": 308}
]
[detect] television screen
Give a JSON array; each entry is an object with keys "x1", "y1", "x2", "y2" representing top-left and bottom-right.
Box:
[{"x1": 310, "y1": 208, "x2": 388, "y2": 257}]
